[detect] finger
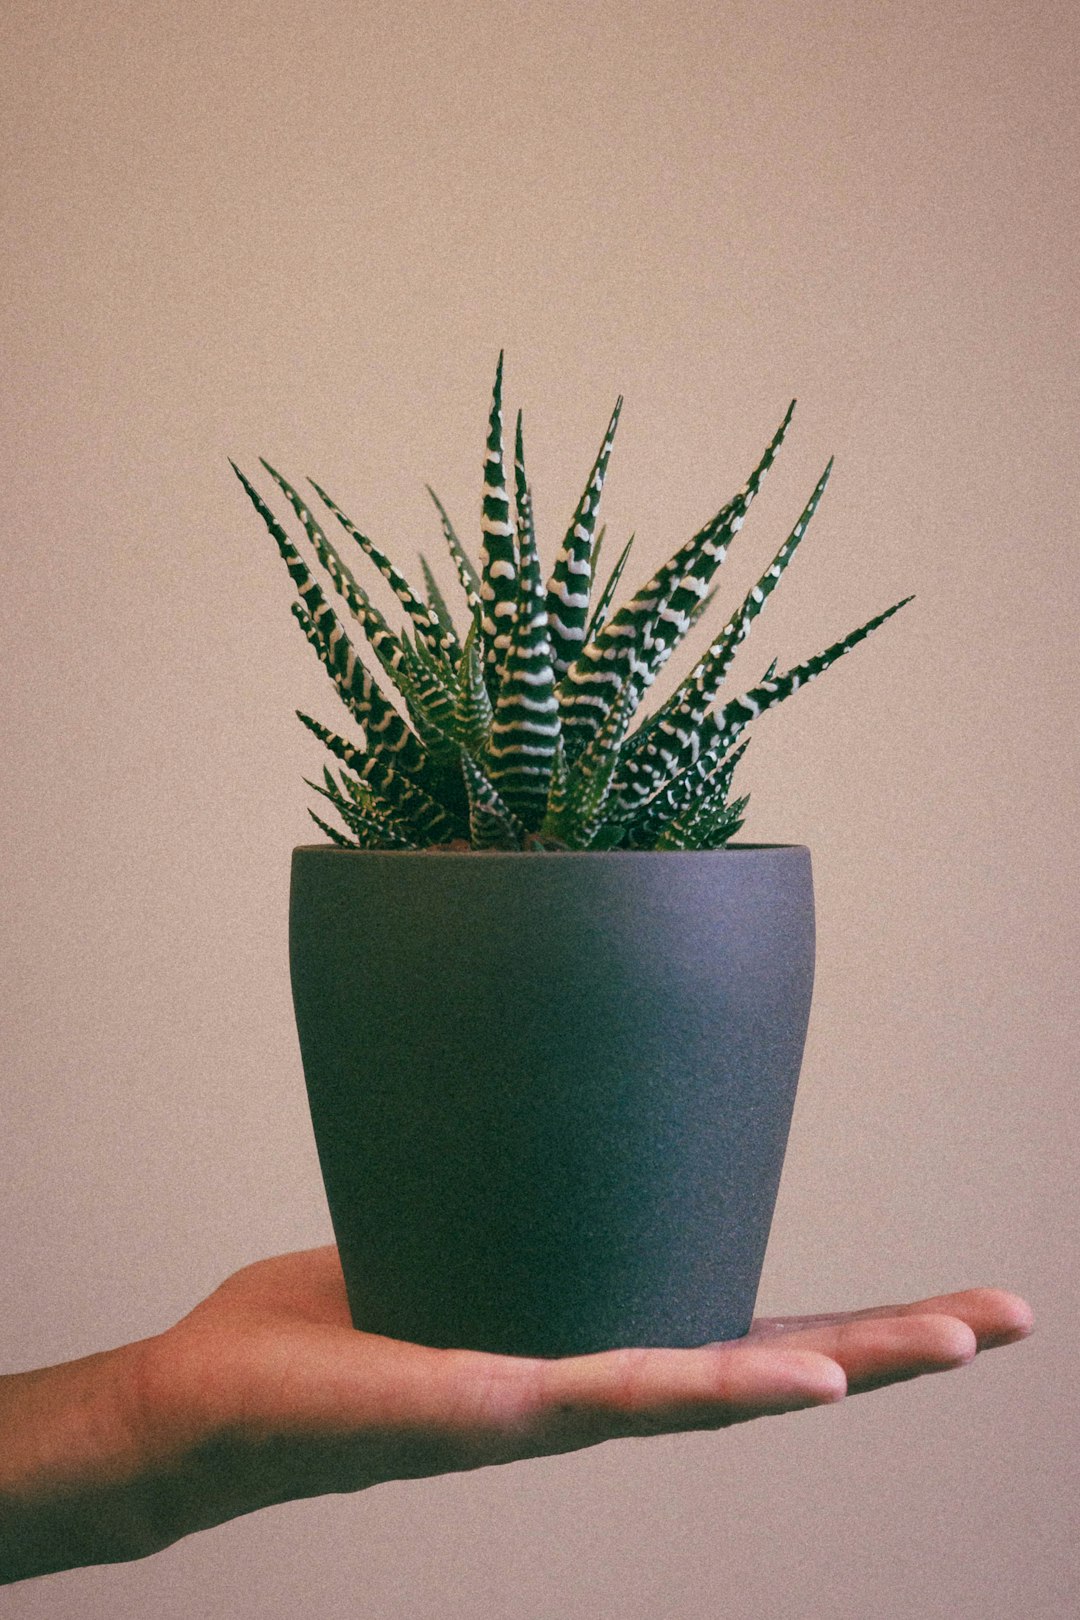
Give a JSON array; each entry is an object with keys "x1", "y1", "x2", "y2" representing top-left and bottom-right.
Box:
[
  {"x1": 519, "y1": 1342, "x2": 847, "y2": 1448},
  {"x1": 752, "y1": 1288, "x2": 1033, "y2": 1352},
  {"x1": 747, "y1": 1311, "x2": 978, "y2": 1394},
  {"x1": 880, "y1": 1289, "x2": 1033, "y2": 1348}
]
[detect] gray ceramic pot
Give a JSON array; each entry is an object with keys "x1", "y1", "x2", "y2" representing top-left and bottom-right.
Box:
[{"x1": 289, "y1": 844, "x2": 815, "y2": 1358}]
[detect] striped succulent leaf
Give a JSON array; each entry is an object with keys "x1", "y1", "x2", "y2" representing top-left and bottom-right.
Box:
[
  {"x1": 306, "y1": 475, "x2": 458, "y2": 665},
  {"x1": 708, "y1": 595, "x2": 915, "y2": 759},
  {"x1": 295, "y1": 711, "x2": 460, "y2": 843},
  {"x1": 461, "y1": 750, "x2": 528, "y2": 849},
  {"x1": 304, "y1": 769, "x2": 419, "y2": 850},
  {"x1": 250, "y1": 459, "x2": 416, "y2": 691},
  {"x1": 620, "y1": 594, "x2": 910, "y2": 830},
  {"x1": 621, "y1": 709, "x2": 751, "y2": 848},
  {"x1": 238, "y1": 361, "x2": 911, "y2": 850},
  {"x1": 231, "y1": 462, "x2": 436, "y2": 786},
  {"x1": 621, "y1": 594, "x2": 912, "y2": 837},
  {"x1": 544, "y1": 396, "x2": 623, "y2": 679},
  {"x1": 307, "y1": 810, "x2": 358, "y2": 849},
  {"x1": 652, "y1": 739, "x2": 752, "y2": 851},
  {"x1": 396, "y1": 630, "x2": 460, "y2": 737},
  {"x1": 585, "y1": 531, "x2": 634, "y2": 642},
  {"x1": 425, "y1": 486, "x2": 484, "y2": 616},
  {"x1": 587, "y1": 821, "x2": 631, "y2": 850},
  {"x1": 478, "y1": 351, "x2": 518, "y2": 688},
  {"x1": 589, "y1": 523, "x2": 607, "y2": 587},
  {"x1": 555, "y1": 401, "x2": 796, "y2": 766},
  {"x1": 483, "y1": 412, "x2": 560, "y2": 826},
  {"x1": 419, "y1": 554, "x2": 457, "y2": 642},
  {"x1": 287, "y1": 599, "x2": 434, "y2": 787},
  {"x1": 545, "y1": 732, "x2": 570, "y2": 820},
  {"x1": 540, "y1": 674, "x2": 637, "y2": 847},
  {"x1": 614, "y1": 460, "x2": 833, "y2": 806},
  {"x1": 336, "y1": 766, "x2": 429, "y2": 847},
  {"x1": 656, "y1": 793, "x2": 750, "y2": 852},
  {"x1": 453, "y1": 619, "x2": 495, "y2": 756},
  {"x1": 388, "y1": 640, "x2": 462, "y2": 784}
]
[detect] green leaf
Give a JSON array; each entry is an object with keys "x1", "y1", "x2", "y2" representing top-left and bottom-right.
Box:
[
  {"x1": 306, "y1": 808, "x2": 359, "y2": 849},
  {"x1": 542, "y1": 675, "x2": 636, "y2": 846},
  {"x1": 305, "y1": 474, "x2": 458, "y2": 664},
  {"x1": 625, "y1": 726, "x2": 749, "y2": 848},
  {"x1": 625, "y1": 594, "x2": 912, "y2": 839},
  {"x1": 303, "y1": 773, "x2": 419, "y2": 849},
  {"x1": 585, "y1": 532, "x2": 634, "y2": 642},
  {"x1": 546, "y1": 732, "x2": 569, "y2": 820},
  {"x1": 296, "y1": 710, "x2": 460, "y2": 843},
  {"x1": 484, "y1": 410, "x2": 561, "y2": 828},
  {"x1": 656, "y1": 793, "x2": 750, "y2": 851},
  {"x1": 587, "y1": 820, "x2": 628, "y2": 850},
  {"x1": 615, "y1": 460, "x2": 833, "y2": 809},
  {"x1": 460, "y1": 750, "x2": 526, "y2": 849},
  {"x1": 590, "y1": 523, "x2": 607, "y2": 586},
  {"x1": 251, "y1": 458, "x2": 416, "y2": 690},
  {"x1": 651, "y1": 740, "x2": 752, "y2": 850},
  {"x1": 396, "y1": 633, "x2": 459, "y2": 741},
  {"x1": 420, "y1": 554, "x2": 457, "y2": 642},
  {"x1": 453, "y1": 618, "x2": 494, "y2": 755},
  {"x1": 425, "y1": 485, "x2": 483, "y2": 615},
  {"x1": 711, "y1": 595, "x2": 915, "y2": 756},
  {"x1": 478, "y1": 351, "x2": 517, "y2": 688},
  {"x1": 288, "y1": 600, "x2": 434, "y2": 784},
  {"x1": 544, "y1": 396, "x2": 623, "y2": 679},
  {"x1": 233, "y1": 460, "x2": 436, "y2": 783},
  {"x1": 556, "y1": 401, "x2": 796, "y2": 763}
]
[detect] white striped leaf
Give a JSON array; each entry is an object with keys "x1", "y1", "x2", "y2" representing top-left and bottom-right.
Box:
[
  {"x1": 460, "y1": 750, "x2": 527, "y2": 849},
  {"x1": 542, "y1": 675, "x2": 636, "y2": 846},
  {"x1": 624, "y1": 719, "x2": 746, "y2": 847},
  {"x1": 305, "y1": 474, "x2": 457, "y2": 664},
  {"x1": 556, "y1": 401, "x2": 796, "y2": 764},
  {"x1": 296, "y1": 710, "x2": 460, "y2": 843},
  {"x1": 615, "y1": 460, "x2": 833, "y2": 806},
  {"x1": 709, "y1": 596, "x2": 914, "y2": 758},
  {"x1": 303, "y1": 773, "x2": 419, "y2": 849},
  {"x1": 657, "y1": 793, "x2": 750, "y2": 851},
  {"x1": 652, "y1": 740, "x2": 752, "y2": 850},
  {"x1": 232, "y1": 462, "x2": 430, "y2": 775},
  {"x1": 544, "y1": 396, "x2": 623, "y2": 679},
  {"x1": 425, "y1": 485, "x2": 483, "y2": 616},
  {"x1": 484, "y1": 410, "x2": 560, "y2": 828},
  {"x1": 453, "y1": 619, "x2": 494, "y2": 756},
  {"x1": 625, "y1": 594, "x2": 912, "y2": 838},
  {"x1": 585, "y1": 531, "x2": 634, "y2": 642},
  {"x1": 251, "y1": 459, "x2": 416, "y2": 689},
  {"x1": 306, "y1": 809, "x2": 359, "y2": 848},
  {"x1": 478, "y1": 351, "x2": 518, "y2": 688},
  {"x1": 420, "y1": 554, "x2": 457, "y2": 642}
]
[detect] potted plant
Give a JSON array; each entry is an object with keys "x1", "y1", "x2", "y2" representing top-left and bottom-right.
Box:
[{"x1": 233, "y1": 354, "x2": 911, "y2": 1359}]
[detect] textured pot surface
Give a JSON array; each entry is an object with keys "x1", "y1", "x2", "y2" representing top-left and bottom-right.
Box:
[{"x1": 290, "y1": 845, "x2": 815, "y2": 1357}]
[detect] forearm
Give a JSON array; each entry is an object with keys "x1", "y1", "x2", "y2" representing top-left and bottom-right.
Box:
[{"x1": 0, "y1": 1340, "x2": 172, "y2": 1583}]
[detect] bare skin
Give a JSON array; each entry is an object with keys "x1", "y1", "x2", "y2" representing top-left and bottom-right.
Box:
[{"x1": 0, "y1": 1246, "x2": 1033, "y2": 1584}]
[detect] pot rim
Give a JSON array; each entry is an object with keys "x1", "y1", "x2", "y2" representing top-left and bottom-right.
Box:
[{"x1": 292, "y1": 842, "x2": 810, "y2": 856}]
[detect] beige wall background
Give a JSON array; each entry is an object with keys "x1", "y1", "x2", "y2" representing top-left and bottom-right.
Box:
[{"x1": 1, "y1": 0, "x2": 1076, "y2": 1613}]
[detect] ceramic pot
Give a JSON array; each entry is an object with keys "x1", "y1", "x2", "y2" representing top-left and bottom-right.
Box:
[{"x1": 289, "y1": 844, "x2": 815, "y2": 1357}]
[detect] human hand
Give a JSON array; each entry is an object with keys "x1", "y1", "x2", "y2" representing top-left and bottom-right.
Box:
[{"x1": 0, "y1": 1245, "x2": 1033, "y2": 1582}]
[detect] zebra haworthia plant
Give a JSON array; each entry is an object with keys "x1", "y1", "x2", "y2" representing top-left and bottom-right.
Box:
[{"x1": 233, "y1": 355, "x2": 913, "y2": 852}]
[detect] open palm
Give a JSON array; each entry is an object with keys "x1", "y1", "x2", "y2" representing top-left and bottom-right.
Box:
[{"x1": 129, "y1": 1246, "x2": 1032, "y2": 1554}]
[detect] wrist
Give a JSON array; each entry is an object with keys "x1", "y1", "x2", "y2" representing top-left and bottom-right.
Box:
[{"x1": 0, "y1": 1335, "x2": 178, "y2": 1582}]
